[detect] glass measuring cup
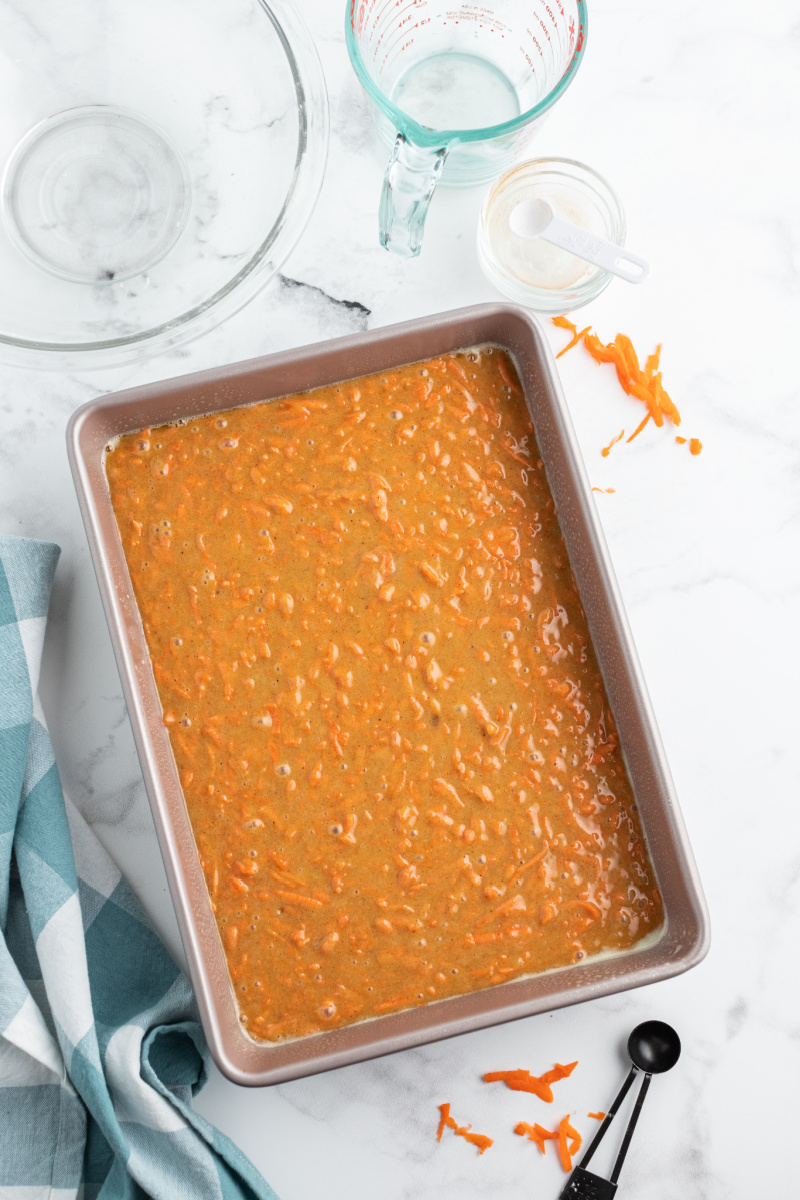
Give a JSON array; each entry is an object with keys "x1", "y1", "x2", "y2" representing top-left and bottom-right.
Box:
[{"x1": 346, "y1": 0, "x2": 587, "y2": 257}]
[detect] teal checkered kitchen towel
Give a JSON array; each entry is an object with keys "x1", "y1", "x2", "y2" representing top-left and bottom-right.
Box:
[{"x1": 0, "y1": 534, "x2": 279, "y2": 1200}]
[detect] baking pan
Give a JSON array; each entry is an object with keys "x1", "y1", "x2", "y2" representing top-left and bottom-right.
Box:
[{"x1": 67, "y1": 304, "x2": 709, "y2": 1086}]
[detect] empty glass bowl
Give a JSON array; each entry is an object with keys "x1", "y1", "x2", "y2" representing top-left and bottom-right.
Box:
[{"x1": 0, "y1": 0, "x2": 328, "y2": 367}]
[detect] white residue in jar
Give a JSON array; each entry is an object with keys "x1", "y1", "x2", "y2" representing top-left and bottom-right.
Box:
[{"x1": 486, "y1": 181, "x2": 605, "y2": 290}]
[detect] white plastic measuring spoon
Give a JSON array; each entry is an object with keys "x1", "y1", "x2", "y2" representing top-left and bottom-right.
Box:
[{"x1": 509, "y1": 199, "x2": 650, "y2": 284}]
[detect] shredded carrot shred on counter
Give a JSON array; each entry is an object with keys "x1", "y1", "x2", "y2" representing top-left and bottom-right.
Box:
[
  {"x1": 552, "y1": 318, "x2": 703, "y2": 456},
  {"x1": 557, "y1": 1114, "x2": 583, "y2": 1172},
  {"x1": 436, "y1": 1103, "x2": 493, "y2": 1155},
  {"x1": 554, "y1": 315, "x2": 592, "y2": 358},
  {"x1": 514, "y1": 1121, "x2": 558, "y2": 1153},
  {"x1": 582, "y1": 330, "x2": 677, "y2": 429},
  {"x1": 588, "y1": 1111, "x2": 606, "y2": 1120},
  {"x1": 627, "y1": 412, "x2": 651, "y2": 443},
  {"x1": 484, "y1": 1061, "x2": 578, "y2": 1103},
  {"x1": 602, "y1": 429, "x2": 625, "y2": 457},
  {"x1": 515, "y1": 1115, "x2": 583, "y2": 1171},
  {"x1": 644, "y1": 345, "x2": 662, "y2": 378}
]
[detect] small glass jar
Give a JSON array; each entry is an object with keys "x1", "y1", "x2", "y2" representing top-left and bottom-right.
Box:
[{"x1": 477, "y1": 158, "x2": 626, "y2": 313}]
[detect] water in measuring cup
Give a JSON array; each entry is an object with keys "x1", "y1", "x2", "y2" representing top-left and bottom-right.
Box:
[{"x1": 391, "y1": 53, "x2": 520, "y2": 131}]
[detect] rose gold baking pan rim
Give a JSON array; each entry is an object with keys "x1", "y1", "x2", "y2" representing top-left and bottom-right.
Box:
[{"x1": 67, "y1": 303, "x2": 709, "y2": 1087}]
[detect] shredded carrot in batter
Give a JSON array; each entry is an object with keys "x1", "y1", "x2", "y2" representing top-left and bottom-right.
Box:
[
  {"x1": 552, "y1": 318, "x2": 703, "y2": 455},
  {"x1": 484, "y1": 1061, "x2": 578, "y2": 1103},
  {"x1": 436, "y1": 1103, "x2": 493, "y2": 1154},
  {"x1": 108, "y1": 350, "x2": 663, "y2": 1042},
  {"x1": 515, "y1": 1115, "x2": 583, "y2": 1171}
]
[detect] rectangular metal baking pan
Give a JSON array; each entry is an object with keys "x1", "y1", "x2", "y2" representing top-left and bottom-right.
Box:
[{"x1": 68, "y1": 304, "x2": 709, "y2": 1086}]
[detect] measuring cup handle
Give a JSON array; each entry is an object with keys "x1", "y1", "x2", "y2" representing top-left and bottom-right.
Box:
[{"x1": 379, "y1": 134, "x2": 448, "y2": 258}]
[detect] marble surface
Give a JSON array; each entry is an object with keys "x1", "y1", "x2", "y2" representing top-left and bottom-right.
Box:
[{"x1": 2, "y1": 0, "x2": 799, "y2": 1196}]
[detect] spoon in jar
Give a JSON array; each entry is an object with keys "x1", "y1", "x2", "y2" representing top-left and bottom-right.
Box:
[
  {"x1": 508, "y1": 199, "x2": 650, "y2": 284},
  {"x1": 559, "y1": 1020, "x2": 681, "y2": 1199}
]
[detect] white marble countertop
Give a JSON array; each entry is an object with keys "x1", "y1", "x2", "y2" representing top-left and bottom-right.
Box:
[{"x1": 2, "y1": 1, "x2": 799, "y2": 1196}]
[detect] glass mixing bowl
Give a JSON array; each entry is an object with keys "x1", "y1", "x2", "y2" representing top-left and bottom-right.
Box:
[{"x1": 0, "y1": 0, "x2": 328, "y2": 367}]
